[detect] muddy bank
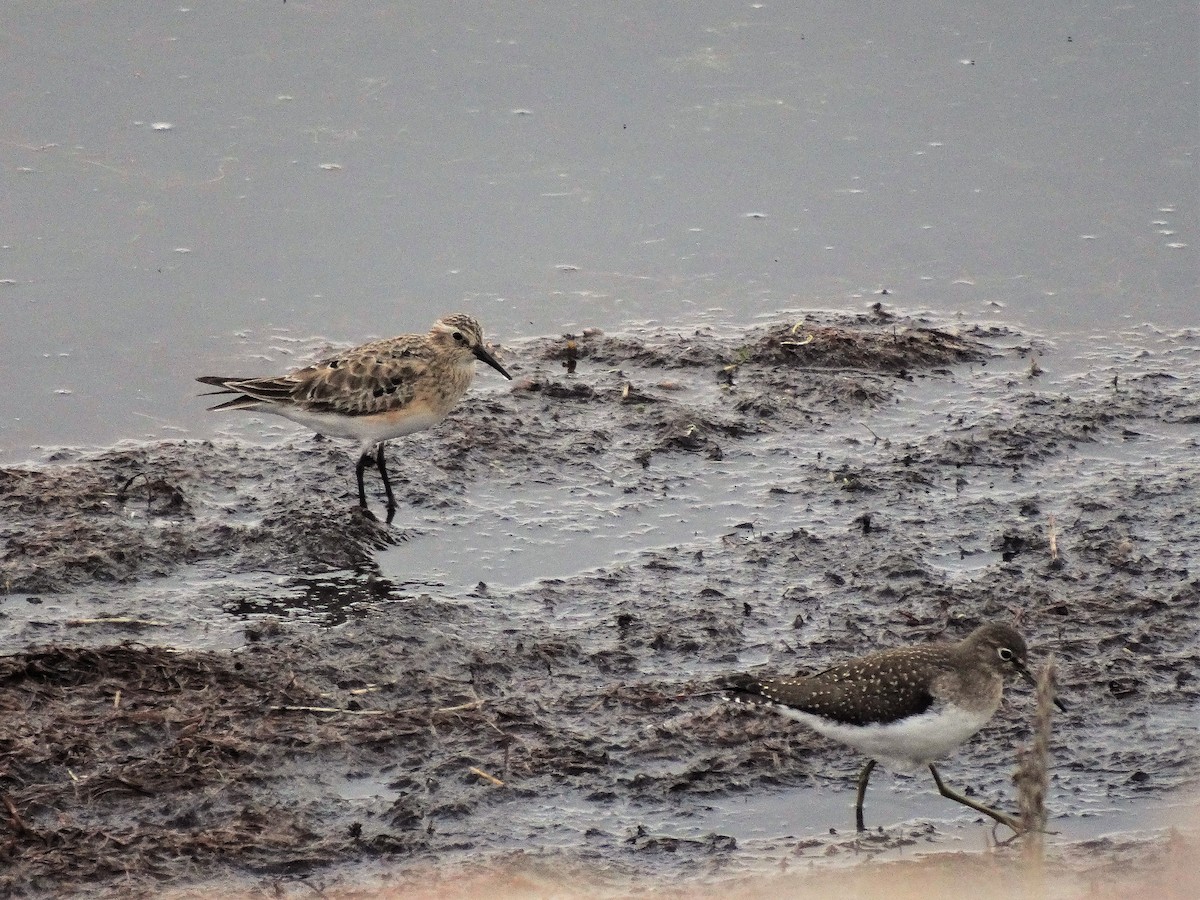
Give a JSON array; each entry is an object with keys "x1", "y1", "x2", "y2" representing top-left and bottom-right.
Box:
[
  {"x1": 1, "y1": 312, "x2": 1198, "y2": 896},
  {"x1": 0, "y1": 314, "x2": 983, "y2": 594},
  {"x1": 0, "y1": 444, "x2": 399, "y2": 594}
]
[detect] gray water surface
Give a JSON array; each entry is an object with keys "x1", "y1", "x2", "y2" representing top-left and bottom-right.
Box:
[{"x1": 1, "y1": 1, "x2": 1195, "y2": 459}]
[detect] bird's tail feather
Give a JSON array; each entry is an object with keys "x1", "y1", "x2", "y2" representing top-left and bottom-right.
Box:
[{"x1": 196, "y1": 375, "x2": 265, "y2": 411}]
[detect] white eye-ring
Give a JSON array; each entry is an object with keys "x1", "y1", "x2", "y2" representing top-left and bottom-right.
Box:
[{"x1": 998, "y1": 647, "x2": 1014, "y2": 662}]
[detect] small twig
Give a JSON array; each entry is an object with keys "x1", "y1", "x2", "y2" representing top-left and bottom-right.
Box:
[
  {"x1": 319, "y1": 685, "x2": 381, "y2": 698},
  {"x1": 438, "y1": 684, "x2": 485, "y2": 714},
  {"x1": 269, "y1": 705, "x2": 387, "y2": 716},
  {"x1": 66, "y1": 617, "x2": 167, "y2": 627},
  {"x1": 293, "y1": 879, "x2": 331, "y2": 899},
  {"x1": 779, "y1": 365, "x2": 888, "y2": 378},
  {"x1": 437, "y1": 699, "x2": 483, "y2": 714},
  {"x1": 115, "y1": 472, "x2": 148, "y2": 502},
  {"x1": 2, "y1": 794, "x2": 29, "y2": 835},
  {"x1": 1047, "y1": 515, "x2": 1059, "y2": 560},
  {"x1": 780, "y1": 333, "x2": 816, "y2": 349},
  {"x1": 469, "y1": 766, "x2": 505, "y2": 787}
]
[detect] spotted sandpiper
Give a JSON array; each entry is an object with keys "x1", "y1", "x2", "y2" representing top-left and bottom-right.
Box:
[{"x1": 725, "y1": 621, "x2": 1067, "y2": 832}]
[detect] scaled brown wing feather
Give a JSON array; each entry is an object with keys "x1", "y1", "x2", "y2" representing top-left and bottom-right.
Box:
[
  {"x1": 198, "y1": 338, "x2": 431, "y2": 416},
  {"x1": 289, "y1": 341, "x2": 431, "y2": 415}
]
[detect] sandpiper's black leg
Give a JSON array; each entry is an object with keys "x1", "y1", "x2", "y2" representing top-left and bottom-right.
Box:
[
  {"x1": 928, "y1": 764, "x2": 1022, "y2": 833},
  {"x1": 375, "y1": 443, "x2": 397, "y2": 523},
  {"x1": 355, "y1": 452, "x2": 372, "y2": 508},
  {"x1": 855, "y1": 758, "x2": 877, "y2": 832}
]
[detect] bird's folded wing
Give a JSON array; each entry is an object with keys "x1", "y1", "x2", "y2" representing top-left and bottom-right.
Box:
[
  {"x1": 725, "y1": 666, "x2": 937, "y2": 727},
  {"x1": 289, "y1": 351, "x2": 428, "y2": 415}
]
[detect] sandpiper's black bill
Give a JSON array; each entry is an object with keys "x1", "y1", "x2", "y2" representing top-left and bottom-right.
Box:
[
  {"x1": 1018, "y1": 665, "x2": 1069, "y2": 713},
  {"x1": 474, "y1": 346, "x2": 512, "y2": 380}
]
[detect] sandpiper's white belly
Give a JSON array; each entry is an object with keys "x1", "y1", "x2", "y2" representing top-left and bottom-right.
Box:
[
  {"x1": 775, "y1": 704, "x2": 997, "y2": 773},
  {"x1": 261, "y1": 405, "x2": 444, "y2": 445}
]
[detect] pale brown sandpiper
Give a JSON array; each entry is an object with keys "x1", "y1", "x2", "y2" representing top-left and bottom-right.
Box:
[{"x1": 198, "y1": 313, "x2": 512, "y2": 522}]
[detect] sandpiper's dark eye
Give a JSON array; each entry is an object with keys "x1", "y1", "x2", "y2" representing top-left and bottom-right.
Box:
[
  {"x1": 998, "y1": 647, "x2": 1014, "y2": 661},
  {"x1": 453, "y1": 331, "x2": 465, "y2": 342}
]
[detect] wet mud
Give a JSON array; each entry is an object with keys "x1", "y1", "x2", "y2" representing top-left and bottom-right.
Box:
[{"x1": 1, "y1": 311, "x2": 1198, "y2": 897}]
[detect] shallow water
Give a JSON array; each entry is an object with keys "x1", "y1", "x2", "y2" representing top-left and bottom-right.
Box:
[{"x1": 0, "y1": 1, "x2": 1195, "y2": 458}]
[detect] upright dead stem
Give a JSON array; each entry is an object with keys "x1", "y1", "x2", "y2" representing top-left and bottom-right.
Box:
[{"x1": 1014, "y1": 656, "x2": 1057, "y2": 869}]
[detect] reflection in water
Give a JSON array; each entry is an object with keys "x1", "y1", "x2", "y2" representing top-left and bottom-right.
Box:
[{"x1": 224, "y1": 569, "x2": 401, "y2": 627}]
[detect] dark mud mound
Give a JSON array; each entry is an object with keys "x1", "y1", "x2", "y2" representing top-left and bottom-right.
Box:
[
  {"x1": 0, "y1": 622, "x2": 783, "y2": 896},
  {"x1": 0, "y1": 615, "x2": 832, "y2": 897},
  {"x1": 537, "y1": 314, "x2": 987, "y2": 373},
  {"x1": 747, "y1": 319, "x2": 985, "y2": 372},
  {"x1": 0, "y1": 643, "x2": 355, "y2": 892},
  {"x1": 0, "y1": 635, "x2": 492, "y2": 895}
]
